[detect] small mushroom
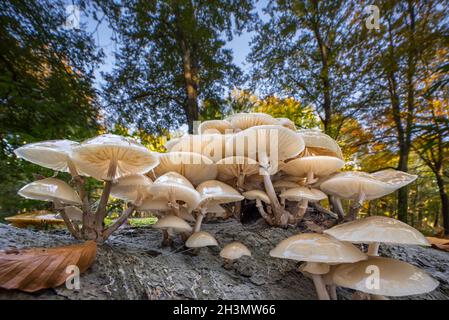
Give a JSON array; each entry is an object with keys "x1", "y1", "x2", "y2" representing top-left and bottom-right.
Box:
[
  {"x1": 324, "y1": 216, "x2": 430, "y2": 256},
  {"x1": 18, "y1": 178, "x2": 82, "y2": 206},
  {"x1": 153, "y1": 215, "x2": 192, "y2": 246},
  {"x1": 71, "y1": 134, "x2": 159, "y2": 181},
  {"x1": 216, "y1": 156, "x2": 259, "y2": 190},
  {"x1": 297, "y1": 129, "x2": 343, "y2": 159},
  {"x1": 282, "y1": 156, "x2": 345, "y2": 185},
  {"x1": 110, "y1": 174, "x2": 153, "y2": 205},
  {"x1": 195, "y1": 180, "x2": 244, "y2": 232},
  {"x1": 220, "y1": 242, "x2": 251, "y2": 268},
  {"x1": 64, "y1": 206, "x2": 84, "y2": 222},
  {"x1": 149, "y1": 172, "x2": 201, "y2": 214},
  {"x1": 331, "y1": 256, "x2": 439, "y2": 299},
  {"x1": 270, "y1": 233, "x2": 367, "y2": 300},
  {"x1": 243, "y1": 190, "x2": 273, "y2": 225},
  {"x1": 279, "y1": 187, "x2": 328, "y2": 224},
  {"x1": 185, "y1": 231, "x2": 219, "y2": 252}
]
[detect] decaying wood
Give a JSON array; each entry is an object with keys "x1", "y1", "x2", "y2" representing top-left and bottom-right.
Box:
[{"x1": 0, "y1": 219, "x2": 448, "y2": 300}]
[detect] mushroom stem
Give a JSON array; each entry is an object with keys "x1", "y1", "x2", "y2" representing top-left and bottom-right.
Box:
[
  {"x1": 328, "y1": 284, "x2": 338, "y2": 300},
  {"x1": 194, "y1": 208, "x2": 206, "y2": 232},
  {"x1": 294, "y1": 199, "x2": 308, "y2": 223},
  {"x1": 311, "y1": 202, "x2": 339, "y2": 219},
  {"x1": 95, "y1": 158, "x2": 118, "y2": 234},
  {"x1": 262, "y1": 170, "x2": 288, "y2": 226},
  {"x1": 161, "y1": 229, "x2": 172, "y2": 247},
  {"x1": 255, "y1": 199, "x2": 273, "y2": 225},
  {"x1": 306, "y1": 171, "x2": 318, "y2": 185},
  {"x1": 102, "y1": 204, "x2": 136, "y2": 241},
  {"x1": 54, "y1": 202, "x2": 81, "y2": 240},
  {"x1": 330, "y1": 196, "x2": 345, "y2": 220},
  {"x1": 347, "y1": 192, "x2": 366, "y2": 221},
  {"x1": 367, "y1": 242, "x2": 380, "y2": 256},
  {"x1": 311, "y1": 274, "x2": 331, "y2": 300}
]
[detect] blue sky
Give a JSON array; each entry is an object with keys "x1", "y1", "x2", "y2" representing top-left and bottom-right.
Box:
[{"x1": 82, "y1": 1, "x2": 269, "y2": 89}]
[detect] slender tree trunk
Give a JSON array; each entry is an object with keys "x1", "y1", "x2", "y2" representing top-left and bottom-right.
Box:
[
  {"x1": 180, "y1": 40, "x2": 199, "y2": 134},
  {"x1": 436, "y1": 175, "x2": 449, "y2": 236}
]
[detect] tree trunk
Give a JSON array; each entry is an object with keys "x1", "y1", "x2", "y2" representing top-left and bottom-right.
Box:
[
  {"x1": 436, "y1": 175, "x2": 449, "y2": 236},
  {"x1": 180, "y1": 40, "x2": 199, "y2": 134}
]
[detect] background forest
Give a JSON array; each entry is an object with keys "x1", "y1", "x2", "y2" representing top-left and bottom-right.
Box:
[{"x1": 1, "y1": 0, "x2": 448, "y2": 236}]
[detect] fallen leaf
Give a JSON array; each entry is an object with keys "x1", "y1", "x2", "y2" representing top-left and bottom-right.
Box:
[
  {"x1": 426, "y1": 237, "x2": 449, "y2": 252},
  {"x1": 0, "y1": 241, "x2": 96, "y2": 292}
]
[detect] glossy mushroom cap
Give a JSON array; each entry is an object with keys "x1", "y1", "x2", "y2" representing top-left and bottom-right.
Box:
[
  {"x1": 280, "y1": 187, "x2": 327, "y2": 202},
  {"x1": 243, "y1": 190, "x2": 271, "y2": 204},
  {"x1": 153, "y1": 152, "x2": 217, "y2": 186},
  {"x1": 226, "y1": 112, "x2": 279, "y2": 130},
  {"x1": 111, "y1": 174, "x2": 153, "y2": 203},
  {"x1": 282, "y1": 156, "x2": 345, "y2": 177},
  {"x1": 269, "y1": 233, "x2": 367, "y2": 264},
  {"x1": 276, "y1": 118, "x2": 296, "y2": 131},
  {"x1": 136, "y1": 197, "x2": 170, "y2": 211},
  {"x1": 273, "y1": 180, "x2": 302, "y2": 191},
  {"x1": 216, "y1": 156, "x2": 259, "y2": 181},
  {"x1": 149, "y1": 172, "x2": 201, "y2": 211},
  {"x1": 153, "y1": 215, "x2": 192, "y2": 233},
  {"x1": 18, "y1": 178, "x2": 82, "y2": 205},
  {"x1": 297, "y1": 129, "x2": 343, "y2": 159},
  {"x1": 168, "y1": 134, "x2": 226, "y2": 162},
  {"x1": 324, "y1": 216, "x2": 430, "y2": 246},
  {"x1": 371, "y1": 169, "x2": 418, "y2": 189},
  {"x1": 198, "y1": 119, "x2": 233, "y2": 134},
  {"x1": 71, "y1": 134, "x2": 159, "y2": 181},
  {"x1": 185, "y1": 231, "x2": 219, "y2": 248},
  {"x1": 226, "y1": 125, "x2": 305, "y2": 173},
  {"x1": 64, "y1": 206, "x2": 84, "y2": 222},
  {"x1": 220, "y1": 242, "x2": 251, "y2": 260},
  {"x1": 196, "y1": 180, "x2": 243, "y2": 206},
  {"x1": 14, "y1": 139, "x2": 81, "y2": 173},
  {"x1": 319, "y1": 171, "x2": 412, "y2": 201},
  {"x1": 332, "y1": 256, "x2": 439, "y2": 297}
]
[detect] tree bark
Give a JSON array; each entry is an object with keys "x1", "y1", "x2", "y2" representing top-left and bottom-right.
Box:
[{"x1": 436, "y1": 175, "x2": 449, "y2": 236}]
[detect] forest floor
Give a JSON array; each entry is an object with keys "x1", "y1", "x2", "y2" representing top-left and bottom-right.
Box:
[{"x1": 0, "y1": 218, "x2": 448, "y2": 300}]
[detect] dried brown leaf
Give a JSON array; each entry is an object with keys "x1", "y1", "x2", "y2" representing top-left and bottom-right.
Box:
[{"x1": 0, "y1": 241, "x2": 96, "y2": 292}]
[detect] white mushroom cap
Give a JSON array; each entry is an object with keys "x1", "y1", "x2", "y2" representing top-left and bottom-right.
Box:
[
  {"x1": 216, "y1": 156, "x2": 259, "y2": 181},
  {"x1": 196, "y1": 180, "x2": 243, "y2": 206},
  {"x1": 226, "y1": 112, "x2": 279, "y2": 130},
  {"x1": 282, "y1": 156, "x2": 345, "y2": 177},
  {"x1": 226, "y1": 125, "x2": 305, "y2": 173},
  {"x1": 64, "y1": 206, "x2": 84, "y2": 222},
  {"x1": 243, "y1": 190, "x2": 271, "y2": 204},
  {"x1": 331, "y1": 256, "x2": 439, "y2": 297},
  {"x1": 149, "y1": 172, "x2": 201, "y2": 211},
  {"x1": 198, "y1": 120, "x2": 233, "y2": 134},
  {"x1": 319, "y1": 171, "x2": 402, "y2": 200},
  {"x1": 18, "y1": 178, "x2": 82, "y2": 205},
  {"x1": 371, "y1": 169, "x2": 418, "y2": 189},
  {"x1": 297, "y1": 129, "x2": 343, "y2": 159},
  {"x1": 111, "y1": 174, "x2": 153, "y2": 203},
  {"x1": 207, "y1": 203, "x2": 226, "y2": 214},
  {"x1": 280, "y1": 187, "x2": 327, "y2": 202},
  {"x1": 269, "y1": 233, "x2": 367, "y2": 264},
  {"x1": 220, "y1": 242, "x2": 252, "y2": 260},
  {"x1": 136, "y1": 196, "x2": 170, "y2": 211},
  {"x1": 71, "y1": 134, "x2": 159, "y2": 181},
  {"x1": 324, "y1": 216, "x2": 430, "y2": 246},
  {"x1": 153, "y1": 215, "x2": 192, "y2": 233},
  {"x1": 153, "y1": 152, "x2": 217, "y2": 186},
  {"x1": 185, "y1": 231, "x2": 219, "y2": 248},
  {"x1": 276, "y1": 118, "x2": 296, "y2": 131},
  {"x1": 164, "y1": 137, "x2": 182, "y2": 150},
  {"x1": 273, "y1": 180, "x2": 302, "y2": 191},
  {"x1": 169, "y1": 134, "x2": 227, "y2": 162},
  {"x1": 14, "y1": 140, "x2": 81, "y2": 173}
]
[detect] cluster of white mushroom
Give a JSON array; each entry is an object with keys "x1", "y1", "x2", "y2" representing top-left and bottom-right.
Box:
[{"x1": 13, "y1": 112, "x2": 437, "y2": 298}]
